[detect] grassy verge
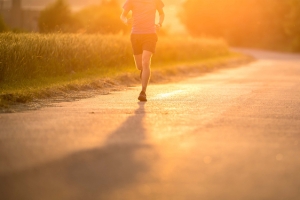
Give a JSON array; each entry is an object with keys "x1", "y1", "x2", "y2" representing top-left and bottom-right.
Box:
[{"x1": 0, "y1": 33, "x2": 253, "y2": 110}]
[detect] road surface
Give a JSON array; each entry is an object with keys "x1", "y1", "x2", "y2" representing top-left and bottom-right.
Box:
[{"x1": 0, "y1": 49, "x2": 300, "y2": 200}]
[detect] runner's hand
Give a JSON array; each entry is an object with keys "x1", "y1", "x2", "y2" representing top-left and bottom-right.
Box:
[
  {"x1": 126, "y1": 18, "x2": 133, "y2": 25},
  {"x1": 156, "y1": 24, "x2": 161, "y2": 32}
]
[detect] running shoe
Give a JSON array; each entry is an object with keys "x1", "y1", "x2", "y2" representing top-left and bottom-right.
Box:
[{"x1": 138, "y1": 91, "x2": 147, "y2": 101}]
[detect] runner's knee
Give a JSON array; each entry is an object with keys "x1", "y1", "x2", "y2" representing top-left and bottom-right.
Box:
[
  {"x1": 142, "y1": 60, "x2": 151, "y2": 69},
  {"x1": 133, "y1": 55, "x2": 143, "y2": 70}
]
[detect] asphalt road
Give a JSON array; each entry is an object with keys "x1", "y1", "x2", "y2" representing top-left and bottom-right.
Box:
[{"x1": 0, "y1": 49, "x2": 300, "y2": 200}]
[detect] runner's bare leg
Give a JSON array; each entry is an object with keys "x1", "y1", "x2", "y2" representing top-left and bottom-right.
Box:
[
  {"x1": 141, "y1": 50, "x2": 153, "y2": 92},
  {"x1": 133, "y1": 54, "x2": 142, "y2": 70}
]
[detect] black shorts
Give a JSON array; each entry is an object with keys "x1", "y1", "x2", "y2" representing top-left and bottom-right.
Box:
[{"x1": 130, "y1": 33, "x2": 158, "y2": 55}]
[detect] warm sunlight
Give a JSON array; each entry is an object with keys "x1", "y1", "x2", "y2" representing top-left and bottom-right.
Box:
[
  {"x1": 18, "y1": 0, "x2": 186, "y2": 34},
  {"x1": 1, "y1": 1, "x2": 300, "y2": 200},
  {"x1": 162, "y1": 4, "x2": 187, "y2": 34}
]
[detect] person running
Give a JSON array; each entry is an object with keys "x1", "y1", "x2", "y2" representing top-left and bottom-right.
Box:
[{"x1": 120, "y1": 0, "x2": 165, "y2": 101}]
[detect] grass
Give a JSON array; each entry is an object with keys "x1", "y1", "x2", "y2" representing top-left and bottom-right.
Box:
[
  {"x1": 0, "y1": 32, "x2": 250, "y2": 108},
  {"x1": 0, "y1": 32, "x2": 229, "y2": 83}
]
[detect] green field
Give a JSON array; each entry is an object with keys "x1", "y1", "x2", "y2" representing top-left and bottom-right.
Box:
[{"x1": 0, "y1": 33, "x2": 236, "y2": 106}]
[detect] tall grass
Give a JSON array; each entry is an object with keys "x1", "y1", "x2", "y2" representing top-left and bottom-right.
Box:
[{"x1": 0, "y1": 33, "x2": 229, "y2": 86}]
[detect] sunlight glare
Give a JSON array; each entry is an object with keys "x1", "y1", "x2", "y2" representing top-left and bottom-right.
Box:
[{"x1": 155, "y1": 90, "x2": 184, "y2": 99}]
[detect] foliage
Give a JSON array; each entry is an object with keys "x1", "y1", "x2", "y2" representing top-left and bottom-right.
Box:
[
  {"x1": 38, "y1": 0, "x2": 74, "y2": 33},
  {"x1": 0, "y1": 15, "x2": 8, "y2": 32},
  {"x1": 74, "y1": 0, "x2": 128, "y2": 34},
  {"x1": 0, "y1": 33, "x2": 229, "y2": 84},
  {"x1": 181, "y1": 0, "x2": 300, "y2": 52},
  {"x1": 285, "y1": 0, "x2": 300, "y2": 51},
  {"x1": 38, "y1": 0, "x2": 127, "y2": 34}
]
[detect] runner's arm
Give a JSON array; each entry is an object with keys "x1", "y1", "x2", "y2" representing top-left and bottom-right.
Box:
[
  {"x1": 120, "y1": 9, "x2": 132, "y2": 25},
  {"x1": 157, "y1": 8, "x2": 165, "y2": 27}
]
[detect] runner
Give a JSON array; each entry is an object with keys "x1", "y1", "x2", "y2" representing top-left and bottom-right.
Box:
[{"x1": 120, "y1": 0, "x2": 165, "y2": 101}]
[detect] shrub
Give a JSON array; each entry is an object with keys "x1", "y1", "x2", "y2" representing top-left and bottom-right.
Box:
[
  {"x1": 38, "y1": 0, "x2": 74, "y2": 33},
  {"x1": 74, "y1": 0, "x2": 128, "y2": 34},
  {"x1": 0, "y1": 15, "x2": 8, "y2": 32},
  {"x1": 180, "y1": 0, "x2": 300, "y2": 52}
]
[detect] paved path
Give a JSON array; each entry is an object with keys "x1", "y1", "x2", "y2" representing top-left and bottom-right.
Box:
[{"x1": 0, "y1": 50, "x2": 300, "y2": 200}]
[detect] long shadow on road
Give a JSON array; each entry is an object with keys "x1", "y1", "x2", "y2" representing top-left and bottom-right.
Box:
[{"x1": 0, "y1": 102, "x2": 155, "y2": 200}]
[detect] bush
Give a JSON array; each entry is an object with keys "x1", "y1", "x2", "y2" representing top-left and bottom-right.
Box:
[
  {"x1": 38, "y1": 0, "x2": 128, "y2": 34},
  {"x1": 74, "y1": 0, "x2": 128, "y2": 34},
  {"x1": 38, "y1": 0, "x2": 75, "y2": 33},
  {"x1": 285, "y1": 0, "x2": 300, "y2": 51},
  {"x1": 180, "y1": 0, "x2": 300, "y2": 52},
  {"x1": 0, "y1": 15, "x2": 8, "y2": 32}
]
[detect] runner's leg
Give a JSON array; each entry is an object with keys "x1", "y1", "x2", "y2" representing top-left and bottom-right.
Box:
[
  {"x1": 141, "y1": 50, "x2": 153, "y2": 92},
  {"x1": 133, "y1": 54, "x2": 143, "y2": 79},
  {"x1": 133, "y1": 54, "x2": 142, "y2": 70}
]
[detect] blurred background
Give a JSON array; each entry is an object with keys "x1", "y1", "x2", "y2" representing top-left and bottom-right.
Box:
[{"x1": 0, "y1": 0, "x2": 299, "y2": 52}]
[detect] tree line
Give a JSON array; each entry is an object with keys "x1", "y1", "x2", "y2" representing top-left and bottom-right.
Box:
[
  {"x1": 1, "y1": 0, "x2": 299, "y2": 52},
  {"x1": 180, "y1": 0, "x2": 300, "y2": 52},
  {"x1": 38, "y1": 0, "x2": 127, "y2": 34},
  {"x1": 0, "y1": 0, "x2": 126, "y2": 34}
]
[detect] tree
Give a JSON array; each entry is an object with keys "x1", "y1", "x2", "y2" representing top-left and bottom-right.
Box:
[
  {"x1": 38, "y1": 0, "x2": 74, "y2": 33},
  {"x1": 74, "y1": 0, "x2": 127, "y2": 34},
  {"x1": 180, "y1": 0, "x2": 299, "y2": 51},
  {"x1": 0, "y1": 15, "x2": 8, "y2": 32},
  {"x1": 285, "y1": 0, "x2": 300, "y2": 51}
]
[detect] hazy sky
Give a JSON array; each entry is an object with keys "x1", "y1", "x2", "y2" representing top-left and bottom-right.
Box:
[
  {"x1": 20, "y1": 0, "x2": 185, "y2": 9},
  {"x1": 17, "y1": 0, "x2": 186, "y2": 33}
]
